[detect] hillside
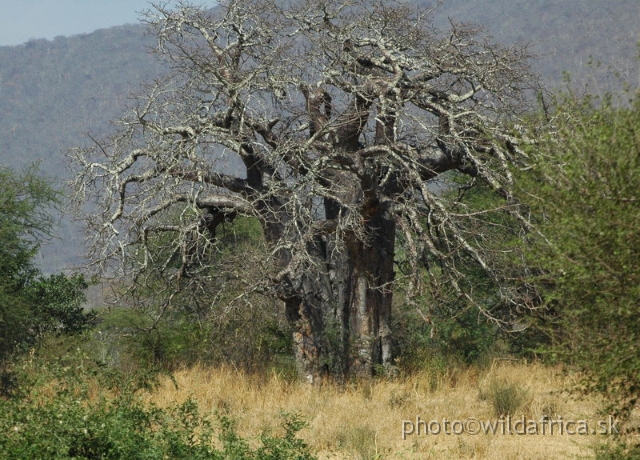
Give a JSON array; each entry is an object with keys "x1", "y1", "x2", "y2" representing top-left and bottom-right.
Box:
[
  {"x1": 0, "y1": 25, "x2": 164, "y2": 271},
  {"x1": 0, "y1": 0, "x2": 638, "y2": 273},
  {"x1": 432, "y1": 0, "x2": 639, "y2": 90}
]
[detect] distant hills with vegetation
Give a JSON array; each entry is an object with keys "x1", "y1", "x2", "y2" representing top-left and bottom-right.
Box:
[
  {"x1": 1, "y1": 0, "x2": 638, "y2": 273},
  {"x1": 0, "y1": 25, "x2": 164, "y2": 271},
  {"x1": 433, "y1": 0, "x2": 639, "y2": 89}
]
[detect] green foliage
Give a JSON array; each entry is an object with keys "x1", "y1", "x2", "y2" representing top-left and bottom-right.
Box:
[
  {"x1": 0, "y1": 347, "x2": 317, "y2": 460},
  {"x1": 518, "y1": 90, "x2": 640, "y2": 417},
  {"x1": 392, "y1": 176, "x2": 541, "y2": 371},
  {"x1": 23, "y1": 273, "x2": 96, "y2": 336},
  {"x1": 595, "y1": 442, "x2": 640, "y2": 460},
  {"x1": 0, "y1": 163, "x2": 56, "y2": 280},
  {"x1": 0, "y1": 390, "x2": 316, "y2": 460},
  {"x1": 393, "y1": 299, "x2": 501, "y2": 371},
  {"x1": 0, "y1": 164, "x2": 55, "y2": 359},
  {"x1": 0, "y1": 270, "x2": 94, "y2": 362},
  {"x1": 0, "y1": 164, "x2": 94, "y2": 365},
  {"x1": 209, "y1": 410, "x2": 316, "y2": 460},
  {"x1": 0, "y1": 396, "x2": 207, "y2": 460},
  {"x1": 97, "y1": 216, "x2": 293, "y2": 374},
  {"x1": 97, "y1": 304, "x2": 290, "y2": 375},
  {"x1": 96, "y1": 306, "x2": 213, "y2": 370},
  {"x1": 254, "y1": 413, "x2": 317, "y2": 460}
]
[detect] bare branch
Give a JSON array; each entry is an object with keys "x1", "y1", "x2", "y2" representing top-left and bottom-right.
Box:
[{"x1": 70, "y1": 0, "x2": 537, "y2": 379}]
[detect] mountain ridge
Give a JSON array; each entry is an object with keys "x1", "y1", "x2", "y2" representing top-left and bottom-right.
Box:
[{"x1": 1, "y1": 0, "x2": 638, "y2": 273}]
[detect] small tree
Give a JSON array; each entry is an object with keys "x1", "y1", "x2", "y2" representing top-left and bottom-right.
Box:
[
  {"x1": 519, "y1": 90, "x2": 640, "y2": 418},
  {"x1": 0, "y1": 164, "x2": 93, "y2": 364},
  {"x1": 0, "y1": 165, "x2": 95, "y2": 362},
  {"x1": 0, "y1": 164, "x2": 56, "y2": 360},
  {"x1": 71, "y1": 0, "x2": 536, "y2": 379}
]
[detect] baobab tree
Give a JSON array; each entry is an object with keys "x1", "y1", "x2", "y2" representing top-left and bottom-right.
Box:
[{"x1": 70, "y1": 0, "x2": 536, "y2": 380}]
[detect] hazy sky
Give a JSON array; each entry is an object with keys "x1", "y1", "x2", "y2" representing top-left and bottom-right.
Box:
[{"x1": 0, "y1": 0, "x2": 183, "y2": 47}]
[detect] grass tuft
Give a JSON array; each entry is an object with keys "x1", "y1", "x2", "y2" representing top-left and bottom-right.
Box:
[{"x1": 479, "y1": 378, "x2": 530, "y2": 417}]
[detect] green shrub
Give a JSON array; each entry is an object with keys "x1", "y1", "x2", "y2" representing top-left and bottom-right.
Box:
[
  {"x1": 595, "y1": 442, "x2": 640, "y2": 460},
  {"x1": 93, "y1": 303, "x2": 292, "y2": 375},
  {"x1": 0, "y1": 164, "x2": 96, "y2": 364},
  {"x1": 255, "y1": 413, "x2": 317, "y2": 460},
  {"x1": 392, "y1": 296, "x2": 503, "y2": 373},
  {"x1": 517, "y1": 89, "x2": 640, "y2": 419},
  {"x1": 0, "y1": 352, "x2": 317, "y2": 460}
]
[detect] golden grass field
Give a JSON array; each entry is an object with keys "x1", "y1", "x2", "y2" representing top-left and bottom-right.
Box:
[{"x1": 143, "y1": 361, "x2": 633, "y2": 459}]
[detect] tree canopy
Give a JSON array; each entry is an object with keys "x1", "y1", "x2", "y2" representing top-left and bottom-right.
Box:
[
  {"x1": 0, "y1": 164, "x2": 93, "y2": 363},
  {"x1": 519, "y1": 90, "x2": 640, "y2": 418},
  {"x1": 71, "y1": 0, "x2": 537, "y2": 379},
  {"x1": 0, "y1": 164, "x2": 57, "y2": 358}
]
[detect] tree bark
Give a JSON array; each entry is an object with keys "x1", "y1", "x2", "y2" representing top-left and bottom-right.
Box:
[
  {"x1": 284, "y1": 203, "x2": 396, "y2": 381},
  {"x1": 288, "y1": 77, "x2": 398, "y2": 380},
  {"x1": 345, "y1": 207, "x2": 395, "y2": 377}
]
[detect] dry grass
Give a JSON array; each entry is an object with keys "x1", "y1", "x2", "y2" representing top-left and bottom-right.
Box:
[{"x1": 144, "y1": 361, "x2": 613, "y2": 459}]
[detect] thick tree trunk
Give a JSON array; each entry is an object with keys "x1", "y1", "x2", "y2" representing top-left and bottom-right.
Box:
[
  {"x1": 283, "y1": 267, "x2": 334, "y2": 382},
  {"x1": 286, "y1": 205, "x2": 395, "y2": 381},
  {"x1": 290, "y1": 73, "x2": 398, "y2": 381},
  {"x1": 285, "y1": 295, "x2": 326, "y2": 382},
  {"x1": 346, "y1": 207, "x2": 395, "y2": 377}
]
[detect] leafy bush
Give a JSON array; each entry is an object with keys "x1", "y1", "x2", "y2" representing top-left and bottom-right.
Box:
[
  {"x1": 594, "y1": 442, "x2": 640, "y2": 460},
  {"x1": 393, "y1": 299, "x2": 501, "y2": 373},
  {"x1": 0, "y1": 350, "x2": 317, "y2": 460},
  {"x1": 518, "y1": 90, "x2": 640, "y2": 418},
  {"x1": 24, "y1": 273, "x2": 96, "y2": 335},
  {"x1": 0, "y1": 164, "x2": 94, "y2": 366},
  {"x1": 0, "y1": 163, "x2": 57, "y2": 361},
  {"x1": 93, "y1": 299, "x2": 293, "y2": 376}
]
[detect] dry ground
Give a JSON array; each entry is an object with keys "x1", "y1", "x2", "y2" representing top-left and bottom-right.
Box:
[{"x1": 143, "y1": 361, "x2": 632, "y2": 459}]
